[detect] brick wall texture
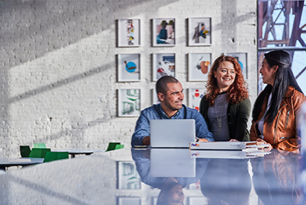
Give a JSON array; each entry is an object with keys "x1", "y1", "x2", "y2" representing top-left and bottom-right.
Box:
[{"x1": 0, "y1": 0, "x2": 257, "y2": 158}]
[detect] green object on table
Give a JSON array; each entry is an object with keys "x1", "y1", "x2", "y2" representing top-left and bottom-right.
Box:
[
  {"x1": 20, "y1": 146, "x2": 31, "y2": 157},
  {"x1": 29, "y1": 148, "x2": 51, "y2": 158},
  {"x1": 44, "y1": 152, "x2": 69, "y2": 163},
  {"x1": 33, "y1": 143, "x2": 46, "y2": 148},
  {"x1": 105, "y1": 142, "x2": 124, "y2": 152}
]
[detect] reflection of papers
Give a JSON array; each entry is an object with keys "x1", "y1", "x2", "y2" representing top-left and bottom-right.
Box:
[
  {"x1": 190, "y1": 150, "x2": 271, "y2": 159},
  {"x1": 189, "y1": 141, "x2": 271, "y2": 151}
]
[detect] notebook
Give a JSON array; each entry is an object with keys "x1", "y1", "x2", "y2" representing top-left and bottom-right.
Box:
[
  {"x1": 150, "y1": 119, "x2": 196, "y2": 148},
  {"x1": 150, "y1": 148, "x2": 196, "y2": 177}
]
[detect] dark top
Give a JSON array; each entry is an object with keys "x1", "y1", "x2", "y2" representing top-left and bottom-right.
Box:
[{"x1": 199, "y1": 95, "x2": 251, "y2": 141}]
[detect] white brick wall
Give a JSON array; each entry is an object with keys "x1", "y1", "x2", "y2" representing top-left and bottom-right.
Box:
[{"x1": 0, "y1": 0, "x2": 257, "y2": 158}]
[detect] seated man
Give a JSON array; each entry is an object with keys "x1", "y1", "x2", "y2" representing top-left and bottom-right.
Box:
[{"x1": 131, "y1": 76, "x2": 213, "y2": 146}]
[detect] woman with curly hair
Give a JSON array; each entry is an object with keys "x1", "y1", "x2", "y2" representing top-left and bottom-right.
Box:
[
  {"x1": 250, "y1": 50, "x2": 306, "y2": 152},
  {"x1": 199, "y1": 55, "x2": 250, "y2": 141}
]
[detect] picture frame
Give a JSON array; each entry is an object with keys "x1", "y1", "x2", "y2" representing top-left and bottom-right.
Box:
[
  {"x1": 118, "y1": 89, "x2": 140, "y2": 117},
  {"x1": 117, "y1": 54, "x2": 140, "y2": 82},
  {"x1": 117, "y1": 161, "x2": 141, "y2": 189},
  {"x1": 152, "y1": 18, "x2": 175, "y2": 47},
  {"x1": 188, "y1": 88, "x2": 206, "y2": 112},
  {"x1": 152, "y1": 89, "x2": 160, "y2": 105},
  {"x1": 117, "y1": 19, "x2": 141, "y2": 47},
  {"x1": 225, "y1": 53, "x2": 248, "y2": 79},
  {"x1": 152, "y1": 53, "x2": 175, "y2": 81},
  {"x1": 188, "y1": 53, "x2": 211, "y2": 81},
  {"x1": 188, "y1": 17, "x2": 212, "y2": 46}
]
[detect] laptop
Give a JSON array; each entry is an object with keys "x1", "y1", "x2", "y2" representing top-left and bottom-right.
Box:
[
  {"x1": 150, "y1": 148, "x2": 196, "y2": 177},
  {"x1": 150, "y1": 119, "x2": 196, "y2": 148}
]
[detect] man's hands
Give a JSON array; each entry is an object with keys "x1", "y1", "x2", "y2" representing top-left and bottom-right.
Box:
[
  {"x1": 142, "y1": 136, "x2": 150, "y2": 145},
  {"x1": 198, "y1": 138, "x2": 209, "y2": 142}
]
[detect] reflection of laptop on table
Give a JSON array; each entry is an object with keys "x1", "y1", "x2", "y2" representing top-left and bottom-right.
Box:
[
  {"x1": 150, "y1": 119, "x2": 196, "y2": 148},
  {"x1": 150, "y1": 148, "x2": 195, "y2": 177}
]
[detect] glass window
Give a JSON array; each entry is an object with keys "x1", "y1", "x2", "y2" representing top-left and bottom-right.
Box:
[{"x1": 258, "y1": 0, "x2": 306, "y2": 94}]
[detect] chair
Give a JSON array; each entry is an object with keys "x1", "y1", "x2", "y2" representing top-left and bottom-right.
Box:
[
  {"x1": 20, "y1": 146, "x2": 31, "y2": 157},
  {"x1": 44, "y1": 152, "x2": 69, "y2": 163},
  {"x1": 105, "y1": 142, "x2": 124, "y2": 152},
  {"x1": 29, "y1": 148, "x2": 51, "y2": 158},
  {"x1": 33, "y1": 143, "x2": 46, "y2": 148}
]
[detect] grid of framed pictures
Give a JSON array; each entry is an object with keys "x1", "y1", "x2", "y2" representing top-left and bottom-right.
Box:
[{"x1": 116, "y1": 18, "x2": 248, "y2": 116}]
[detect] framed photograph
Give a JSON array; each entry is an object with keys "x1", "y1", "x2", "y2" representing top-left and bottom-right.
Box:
[
  {"x1": 118, "y1": 89, "x2": 140, "y2": 117},
  {"x1": 117, "y1": 161, "x2": 141, "y2": 189},
  {"x1": 117, "y1": 54, "x2": 140, "y2": 82},
  {"x1": 188, "y1": 88, "x2": 205, "y2": 112},
  {"x1": 153, "y1": 18, "x2": 175, "y2": 46},
  {"x1": 117, "y1": 19, "x2": 140, "y2": 47},
  {"x1": 225, "y1": 53, "x2": 248, "y2": 79},
  {"x1": 188, "y1": 53, "x2": 211, "y2": 81},
  {"x1": 152, "y1": 53, "x2": 175, "y2": 81},
  {"x1": 188, "y1": 17, "x2": 212, "y2": 46},
  {"x1": 152, "y1": 89, "x2": 160, "y2": 105}
]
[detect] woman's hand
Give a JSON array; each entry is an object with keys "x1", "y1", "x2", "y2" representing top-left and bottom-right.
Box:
[{"x1": 228, "y1": 139, "x2": 239, "y2": 142}]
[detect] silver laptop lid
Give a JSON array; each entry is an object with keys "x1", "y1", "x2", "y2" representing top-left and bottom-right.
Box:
[{"x1": 150, "y1": 119, "x2": 196, "y2": 148}]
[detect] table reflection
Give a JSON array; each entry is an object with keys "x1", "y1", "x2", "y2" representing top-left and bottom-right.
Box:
[
  {"x1": 131, "y1": 148, "x2": 209, "y2": 205},
  {"x1": 250, "y1": 149, "x2": 303, "y2": 205}
]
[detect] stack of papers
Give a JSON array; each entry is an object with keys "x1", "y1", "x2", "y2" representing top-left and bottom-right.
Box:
[{"x1": 189, "y1": 141, "x2": 271, "y2": 159}]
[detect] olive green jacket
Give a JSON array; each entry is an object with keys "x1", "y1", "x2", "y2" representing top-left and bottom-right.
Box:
[{"x1": 199, "y1": 96, "x2": 251, "y2": 141}]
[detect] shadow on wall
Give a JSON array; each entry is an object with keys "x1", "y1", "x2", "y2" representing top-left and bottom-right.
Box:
[
  {"x1": 0, "y1": 0, "x2": 178, "y2": 69},
  {"x1": 0, "y1": 0, "x2": 180, "y2": 153}
]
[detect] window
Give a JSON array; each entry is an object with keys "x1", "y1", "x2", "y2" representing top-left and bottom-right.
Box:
[{"x1": 258, "y1": 0, "x2": 306, "y2": 94}]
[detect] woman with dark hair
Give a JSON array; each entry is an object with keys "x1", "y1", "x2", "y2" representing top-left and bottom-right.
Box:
[
  {"x1": 200, "y1": 55, "x2": 250, "y2": 141},
  {"x1": 250, "y1": 50, "x2": 306, "y2": 152}
]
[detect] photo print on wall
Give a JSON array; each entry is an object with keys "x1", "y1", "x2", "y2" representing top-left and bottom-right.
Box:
[
  {"x1": 225, "y1": 53, "x2": 248, "y2": 79},
  {"x1": 153, "y1": 18, "x2": 175, "y2": 46},
  {"x1": 118, "y1": 89, "x2": 140, "y2": 117},
  {"x1": 117, "y1": 54, "x2": 140, "y2": 82},
  {"x1": 117, "y1": 19, "x2": 140, "y2": 47},
  {"x1": 188, "y1": 53, "x2": 211, "y2": 81},
  {"x1": 188, "y1": 88, "x2": 206, "y2": 112},
  {"x1": 153, "y1": 53, "x2": 175, "y2": 81},
  {"x1": 188, "y1": 17, "x2": 212, "y2": 46}
]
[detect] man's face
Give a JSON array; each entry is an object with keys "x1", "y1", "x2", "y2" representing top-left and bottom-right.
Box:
[{"x1": 159, "y1": 82, "x2": 184, "y2": 112}]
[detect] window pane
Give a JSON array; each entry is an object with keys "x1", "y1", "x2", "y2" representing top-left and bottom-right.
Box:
[{"x1": 257, "y1": 50, "x2": 306, "y2": 94}]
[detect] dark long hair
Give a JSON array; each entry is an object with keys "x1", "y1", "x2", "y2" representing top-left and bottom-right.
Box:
[
  {"x1": 252, "y1": 50, "x2": 303, "y2": 124},
  {"x1": 206, "y1": 55, "x2": 248, "y2": 105}
]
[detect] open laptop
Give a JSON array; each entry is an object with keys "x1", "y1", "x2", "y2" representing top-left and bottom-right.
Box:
[{"x1": 150, "y1": 119, "x2": 196, "y2": 148}]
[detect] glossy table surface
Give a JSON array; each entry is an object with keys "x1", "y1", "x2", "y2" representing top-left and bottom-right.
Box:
[{"x1": 0, "y1": 147, "x2": 305, "y2": 205}]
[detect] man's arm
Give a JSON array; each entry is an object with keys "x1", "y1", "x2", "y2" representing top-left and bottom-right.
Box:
[
  {"x1": 131, "y1": 112, "x2": 151, "y2": 146},
  {"x1": 194, "y1": 111, "x2": 214, "y2": 142}
]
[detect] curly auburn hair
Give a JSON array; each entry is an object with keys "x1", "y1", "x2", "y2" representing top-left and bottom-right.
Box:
[{"x1": 205, "y1": 55, "x2": 249, "y2": 105}]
